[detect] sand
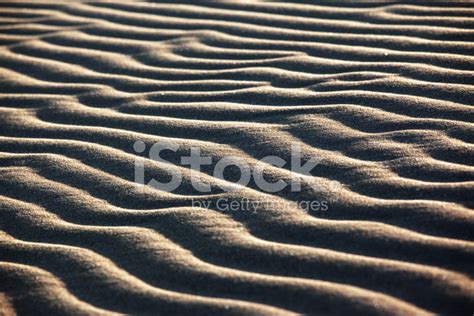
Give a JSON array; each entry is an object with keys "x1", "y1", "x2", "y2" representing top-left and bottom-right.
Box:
[{"x1": 0, "y1": 1, "x2": 473, "y2": 315}]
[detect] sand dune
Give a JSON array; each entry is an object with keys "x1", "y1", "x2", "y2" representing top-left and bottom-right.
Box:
[{"x1": 0, "y1": 1, "x2": 473, "y2": 315}]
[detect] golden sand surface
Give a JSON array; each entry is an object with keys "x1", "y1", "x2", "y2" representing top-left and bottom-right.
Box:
[{"x1": 0, "y1": 1, "x2": 473, "y2": 315}]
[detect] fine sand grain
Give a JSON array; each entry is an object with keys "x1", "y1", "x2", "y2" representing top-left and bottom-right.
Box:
[{"x1": 0, "y1": 1, "x2": 473, "y2": 315}]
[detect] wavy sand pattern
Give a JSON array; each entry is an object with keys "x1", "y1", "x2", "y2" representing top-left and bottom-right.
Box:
[{"x1": 1, "y1": 1, "x2": 474, "y2": 315}]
